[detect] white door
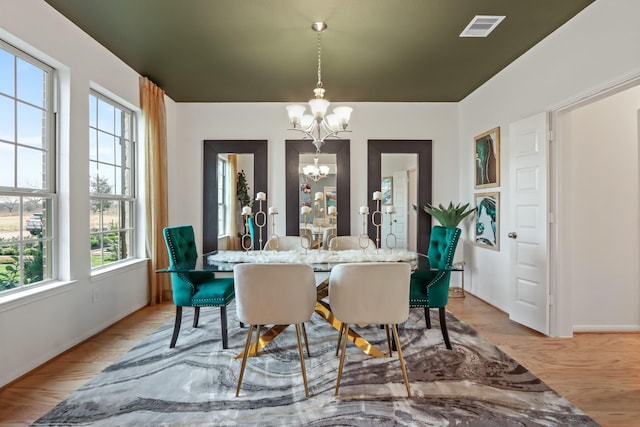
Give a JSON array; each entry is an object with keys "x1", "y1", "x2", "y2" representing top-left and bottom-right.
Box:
[
  {"x1": 393, "y1": 170, "x2": 409, "y2": 249},
  {"x1": 508, "y1": 112, "x2": 550, "y2": 335}
]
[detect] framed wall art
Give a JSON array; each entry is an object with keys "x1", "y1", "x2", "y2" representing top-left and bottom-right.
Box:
[
  {"x1": 474, "y1": 192, "x2": 500, "y2": 251},
  {"x1": 324, "y1": 186, "x2": 337, "y2": 208},
  {"x1": 474, "y1": 127, "x2": 500, "y2": 188},
  {"x1": 381, "y1": 176, "x2": 393, "y2": 205}
]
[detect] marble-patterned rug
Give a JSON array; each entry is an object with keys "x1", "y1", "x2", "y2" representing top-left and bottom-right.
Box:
[{"x1": 33, "y1": 304, "x2": 598, "y2": 426}]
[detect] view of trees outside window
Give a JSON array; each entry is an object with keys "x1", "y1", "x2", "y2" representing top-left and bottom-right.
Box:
[
  {"x1": 89, "y1": 92, "x2": 136, "y2": 268},
  {"x1": 218, "y1": 156, "x2": 227, "y2": 237},
  {"x1": 0, "y1": 41, "x2": 54, "y2": 293}
]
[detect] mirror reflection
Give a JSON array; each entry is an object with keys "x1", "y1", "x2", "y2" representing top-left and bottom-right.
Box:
[
  {"x1": 286, "y1": 139, "x2": 350, "y2": 238},
  {"x1": 367, "y1": 139, "x2": 431, "y2": 254},
  {"x1": 217, "y1": 153, "x2": 254, "y2": 251},
  {"x1": 203, "y1": 139, "x2": 267, "y2": 253},
  {"x1": 298, "y1": 153, "x2": 337, "y2": 248},
  {"x1": 380, "y1": 153, "x2": 417, "y2": 251}
]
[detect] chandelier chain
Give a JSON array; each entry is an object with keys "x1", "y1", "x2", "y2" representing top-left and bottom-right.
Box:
[{"x1": 316, "y1": 32, "x2": 323, "y2": 88}]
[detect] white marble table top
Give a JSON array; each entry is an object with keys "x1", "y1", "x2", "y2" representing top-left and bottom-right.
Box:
[{"x1": 207, "y1": 249, "x2": 417, "y2": 265}]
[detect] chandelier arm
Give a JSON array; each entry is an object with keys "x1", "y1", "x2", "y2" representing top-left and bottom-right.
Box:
[
  {"x1": 319, "y1": 129, "x2": 352, "y2": 143},
  {"x1": 287, "y1": 127, "x2": 317, "y2": 140}
]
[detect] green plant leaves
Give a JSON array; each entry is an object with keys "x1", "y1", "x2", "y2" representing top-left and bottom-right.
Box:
[{"x1": 422, "y1": 201, "x2": 476, "y2": 228}]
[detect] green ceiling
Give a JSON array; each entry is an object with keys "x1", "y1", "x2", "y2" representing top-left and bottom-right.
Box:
[{"x1": 44, "y1": 0, "x2": 594, "y2": 103}]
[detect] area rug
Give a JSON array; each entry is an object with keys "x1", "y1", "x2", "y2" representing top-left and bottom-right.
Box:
[{"x1": 33, "y1": 304, "x2": 598, "y2": 426}]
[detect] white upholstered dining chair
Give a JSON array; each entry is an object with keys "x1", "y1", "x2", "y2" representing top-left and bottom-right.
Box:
[
  {"x1": 264, "y1": 235, "x2": 308, "y2": 251},
  {"x1": 329, "y1": 262, "x2": 412, "y2": 397},
  {"x1": 327, "y1": 235, "x2": 376, "y2": 251},
  {"x1": 233, "y1": 263, "x2": 317, "y2": 397}
]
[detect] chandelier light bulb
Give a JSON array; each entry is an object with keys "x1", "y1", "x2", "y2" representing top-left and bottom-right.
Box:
[{"x1": 286, "y1": 105, "x2": 306, "y2": 127}]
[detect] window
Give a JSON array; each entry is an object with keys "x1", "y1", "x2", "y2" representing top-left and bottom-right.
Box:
[
  {"x1": 0, "y1": 40, "x2": 55, "y2": 293},
  {"x1": 89, "y1": 92, "x2": 136, "y2": 268},
  {"x1": 217, "y1": 155, "x2": 227, "y2": 237}
]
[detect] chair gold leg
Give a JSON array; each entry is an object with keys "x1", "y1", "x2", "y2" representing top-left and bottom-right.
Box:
[
  {"x1": 335, "y1": 323, "x2": 350, "y2": 395},
  {"x1": 254, "y1": 325, "x2": 262, "y2": 356},
  {"x1": 335, "y1": 322, "x2": 344, "y2": 356},
  {"x1": 301, "y1": 323, "x2": 311, "y2": 358},
  {"x1": 295, "y1": 324, "x2": 310, "y2": 397},
  {"x1": 236, "y1": 324, "x2": 255, "y2": 397},
  {"x1": 392, "y1": 324, "x2": 411, "y2": 397},
  {"x1": 384, "y1": 324, "x2": 393, "y2": 357}
]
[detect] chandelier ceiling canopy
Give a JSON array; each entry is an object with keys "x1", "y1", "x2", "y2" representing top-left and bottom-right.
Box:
[{"x1": 286, "y1": 21, "x2": 353, "y2": 154}]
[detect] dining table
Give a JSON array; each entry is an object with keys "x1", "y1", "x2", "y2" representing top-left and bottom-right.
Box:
[{"x1": 205, "y1": 247, "x2": 429, "y2": 359}]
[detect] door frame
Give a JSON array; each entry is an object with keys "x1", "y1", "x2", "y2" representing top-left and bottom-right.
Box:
[{"x1": 550, "y1": 75, "x2": 640, "y2": 336}]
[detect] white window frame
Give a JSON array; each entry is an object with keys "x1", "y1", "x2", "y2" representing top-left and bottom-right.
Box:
[
  {"x1": 218, "y1": 155, "x2": 228, "y2": 237},
  {"x1": 89, "y1": 90, "x2": 136, "y2": 270},
  {"x1": 0, "y1": 39, "x2": 56, "y2": 295}
]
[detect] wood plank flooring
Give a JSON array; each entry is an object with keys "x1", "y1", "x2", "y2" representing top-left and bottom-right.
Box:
[{"x1": 1, "y1": 294, "x2": 638, "y2": 426}]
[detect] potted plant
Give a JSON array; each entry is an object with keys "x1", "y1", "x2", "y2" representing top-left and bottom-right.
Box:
[
  {"x1": 236, "y1": 170, "x2": 253, "y2": 248},
  {"x1": 419, "y1": 202, "x2": 476, "y2": 228}
]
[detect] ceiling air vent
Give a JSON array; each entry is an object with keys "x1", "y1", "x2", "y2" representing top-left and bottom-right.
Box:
[{"x1": 460, "y1": 15, "x2": 506, "y2": 37}]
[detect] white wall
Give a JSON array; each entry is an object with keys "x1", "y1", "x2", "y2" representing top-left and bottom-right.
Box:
[
  {"x1": 459, "y1": 0, "x2": 640, "y2": 334},
  {"x1": 0, "y1": 0, "x2": 150, "y2": 387},
  {"x1": 174, "y1": 102, "x2": 459, "y2": 244}
]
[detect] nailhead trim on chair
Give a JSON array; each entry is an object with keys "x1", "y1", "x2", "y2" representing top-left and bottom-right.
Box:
[{"x1": 166, "y1": 235, "x2": 196, "y2": 295}]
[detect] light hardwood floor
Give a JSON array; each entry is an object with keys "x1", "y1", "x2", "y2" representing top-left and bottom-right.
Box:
[{"x1": 1, "y1": 294, "x2": 638, "y2": 426}]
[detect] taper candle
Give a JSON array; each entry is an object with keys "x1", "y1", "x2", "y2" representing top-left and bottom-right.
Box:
[
  {"x1": 241, "y1": 206, "x2": 252, "y2": 215},
  {"x1": 256, "y1": 192, "x2": 266, "y2": 201},
  {"x1": 373, "y1": 191, "x2": 382, "y2": 200},
  {"x1": 359, "y1": 206, "x2": 369, "y2": 214}
]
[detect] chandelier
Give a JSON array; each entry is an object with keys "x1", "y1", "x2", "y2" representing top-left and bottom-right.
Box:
[
  {"x1": 286, "y1": 21, "x2": 353, "y2": 154},
  {"x1": 303, "y1": 156, "x2": 330, "y2": 182}
]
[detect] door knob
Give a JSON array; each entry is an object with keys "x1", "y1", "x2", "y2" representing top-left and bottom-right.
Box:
[{"x1": 507, "y1": 232, "x2": 518, "y2": 239}]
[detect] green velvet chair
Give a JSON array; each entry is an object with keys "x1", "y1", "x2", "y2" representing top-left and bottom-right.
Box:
[
  {"x1": 410, "y1": 225, "x2": 461, "y2": 350},
  {"x1": 163, "y1": 225, "x2": 235, "y2": 349}
]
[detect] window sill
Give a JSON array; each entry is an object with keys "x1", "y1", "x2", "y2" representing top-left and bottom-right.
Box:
[
  {"x1": 90, "y1": 258, "x2": 149, "y2": 282},
  {"x1": 0, "y1": 280, "x2": 77, "y2": 313}
]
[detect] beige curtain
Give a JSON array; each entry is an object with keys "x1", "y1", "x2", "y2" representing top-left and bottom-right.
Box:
[
  {"x1": 228, "y1": 155, "x2": 238, "y2": 250},
  {"x1": 139, "y1": 77, "x2": 170, "y2": 305}
]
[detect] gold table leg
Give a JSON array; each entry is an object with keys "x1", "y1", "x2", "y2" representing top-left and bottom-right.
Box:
[
  {"x1": 234, "y1": 324, "x2": 289, "y2": 359},
  {"x1": 314, "y1": 300, "x2": 386, "y2": 358}
]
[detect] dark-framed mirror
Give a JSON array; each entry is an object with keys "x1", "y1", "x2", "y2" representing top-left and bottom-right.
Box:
[
  {"x1": 203, "y1": 140, "x2": 268, "y2": 253},
  {"x1": 285, "y1": 139, "x2": 350, "y2": 237},
  {"x1": 367, "y1": 140, "x2": 432, "y2": 254}
]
